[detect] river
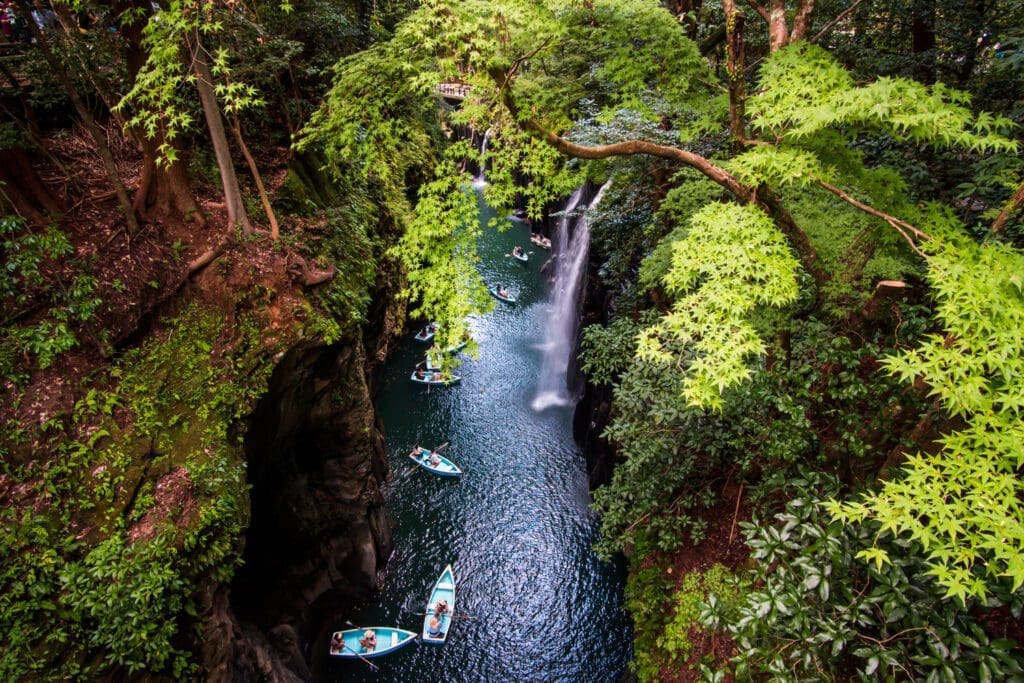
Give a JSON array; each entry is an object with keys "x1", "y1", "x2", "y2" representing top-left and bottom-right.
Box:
[{"x1": 325, "y1": 188, "x2": 632, "y2": 681}]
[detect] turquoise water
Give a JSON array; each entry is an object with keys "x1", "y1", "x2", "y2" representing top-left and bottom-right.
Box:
[{"x1": 325, "y1": 190, "x2": 631, "y2": 682}]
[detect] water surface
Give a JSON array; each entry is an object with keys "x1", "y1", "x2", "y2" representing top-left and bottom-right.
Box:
[{"x1": 326, "y1": 190, "x2": 631, "y2": 682}]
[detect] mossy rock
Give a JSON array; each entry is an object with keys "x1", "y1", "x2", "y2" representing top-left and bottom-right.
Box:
[{"x1": 276, "y1": 150, "x2": 343, "y2": 215}]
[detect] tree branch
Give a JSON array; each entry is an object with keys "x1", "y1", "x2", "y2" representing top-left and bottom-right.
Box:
[
  {"x1": 489, "y1": 67, "x2": 827, "y2": 286},
  {"x1": 745, "y1": 0, "x2": 770, "y2": 22},
  {"x1": 817, "y1": 180, "x2": 932, "y2": 259},
  {"x1": 990, "y1": 180, "x2": 1024, "y2": 236},
  {"x1": 811, "y1": 0, "x2": 865, "y2": 43}
]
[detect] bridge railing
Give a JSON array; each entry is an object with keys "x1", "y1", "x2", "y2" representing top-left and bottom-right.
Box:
[{"x1": 437, "y1": 82, "x2": 472, "y2": 99}]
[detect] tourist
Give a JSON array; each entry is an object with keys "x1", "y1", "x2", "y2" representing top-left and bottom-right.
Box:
[
  {"x1": 359, "y1": 629, "x2": 377, "y2": 651},
  {"x1": 427, "y1": 617, "x2": 441, "y2": 637},
  {"x1": 330, "y1": 632, "x2": 344, "y2": 653}
]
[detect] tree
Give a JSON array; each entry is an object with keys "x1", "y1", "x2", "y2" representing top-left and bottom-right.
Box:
[
  {"x1": 121, "y1": 0, "x2": 265, "y2": 233},
  {"x1": 116, "y1": 0, "x2": 205, "y2": 224},
  {"x1": 188, "y1": 29, "x2": 251, "y2": 233}
]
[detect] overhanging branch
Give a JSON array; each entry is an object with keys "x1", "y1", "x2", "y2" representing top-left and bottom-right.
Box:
[{"x1": 488, "y1": 67, "x2": 827, "y2": 286}]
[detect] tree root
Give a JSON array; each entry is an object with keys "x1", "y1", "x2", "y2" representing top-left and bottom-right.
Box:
[{"x1": 288, "y1": 253, "x2": 338, "y2": 287}]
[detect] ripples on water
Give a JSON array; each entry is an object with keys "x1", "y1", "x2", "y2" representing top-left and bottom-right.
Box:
[{"x1": 323, "y1": 191, "x2": 631, "y2": 682}]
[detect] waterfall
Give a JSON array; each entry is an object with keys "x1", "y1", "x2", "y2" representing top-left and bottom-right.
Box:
[
  {"x1": 473, "y1": 128, "x2": 491, "y2": 187},
  {"x1": 532, "y1": 181, "x2": 610, "y2": 412}
]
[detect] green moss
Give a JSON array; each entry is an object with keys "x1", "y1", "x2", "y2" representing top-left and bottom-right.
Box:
[{"x1": 0, "y1": 304, "x2": 279, "y2": 680}]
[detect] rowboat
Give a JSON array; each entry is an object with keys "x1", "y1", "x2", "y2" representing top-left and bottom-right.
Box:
[
  {"x1": 529, "y1": 233, "x2": 551, "y2": 250},
  {"x1": 489, "y1": 285, "x2": 517, "y2": 304},
  {"x1": 409, "y1": 446, "x2": 462, "y2": 477},
  {"x1": 410, "y1": 369, "x2": 461, "y2": 386},
  {"x1": 414, "y1": 322, "x2": 438, "y2": 343},
  {"x1": 422, "y1": 565, "x2": 456, "y2": 644},
  {"x1": 511, "y1": 247, "x2": 529, "y2": 263},
  {"x1": 443, "y1": 338, "x2": 469, "y2": 354},
  {"x1": 328, "y1": 627, "x2": 417, "y2": 658}
]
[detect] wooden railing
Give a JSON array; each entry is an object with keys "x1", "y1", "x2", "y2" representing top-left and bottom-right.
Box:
[{"x1": 437, "y1": 82, "x2": 472, "y2": 100}]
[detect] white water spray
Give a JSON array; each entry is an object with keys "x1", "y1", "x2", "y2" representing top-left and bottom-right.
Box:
[
  {"x1": 473, "y1": 128, "x2": 491, "y2": 187},
  {"x1": 532, "y1": 181, "x2": 610, "y2": 411}
]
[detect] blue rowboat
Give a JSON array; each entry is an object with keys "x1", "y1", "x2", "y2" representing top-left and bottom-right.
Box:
[
  {"x1": 410, "y1": 369, "x2": 461, "y2": 386},
  {"x1": 511, "y1": 247, "x2": 529, "y2": 263},
  {"x1": 409, "y1": 447, "x2": 462, "y2": 477},
  {"x1": 328, "y1": 627, "x2": 417, "y2": 658},
  {"x1": 489, "y1": 285, "x2": 517, "y2": 304},
  {"x1": 422, "y1": 565, "x2": 456, "y2": 645},
  {"x1": 443, "y1": 339, "x2": 469, "y2": 354},
  {"x1": 414, "y1": 323, "x2": 437, "y2": 343}
]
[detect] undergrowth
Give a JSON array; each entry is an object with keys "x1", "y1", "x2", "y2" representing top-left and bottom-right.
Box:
[
  {"x1": 0, "y1": 305, "x2": 276, "y2": 679},
  {"x1": 626, "y1": 552, "x2": 748, "y2": 682}
]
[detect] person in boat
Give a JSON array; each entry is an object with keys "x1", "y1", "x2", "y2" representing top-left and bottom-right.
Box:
[
  {"x1": 435, "y1": 599, "x2": 449, "y2": 616},
  {"x1": 359, "y1": 629, "x2": 377, "y2": 651},
  {"x1": 416, "y1": 369, "x2": 425, "y2": 379},
  {"x1": 513, "y1": 245, "x2": 523, "y2": 257},
  {"x1": 330, "y1": 632, "x2": 344, "y2": 653},
  {"x1": 428, "y1": 617, "x2": 442, "y2": 637},
  {"x1": 499, "y1": 287, "x2": 510, "y2": 298},
  {"x1": 413, "y1": 446, "x2": 424, "y2": 458},
  {"x1": 429, "y1": 451, "x2": 441, "y2": 466}
]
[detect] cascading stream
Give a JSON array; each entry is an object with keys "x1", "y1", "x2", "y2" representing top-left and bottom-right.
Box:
[
  {"x1": 532, "y1": 182, "x2": 609, "y2": 412},
  {"x1": 473, "y1": 128, "x2": 491, "y2": 187}
]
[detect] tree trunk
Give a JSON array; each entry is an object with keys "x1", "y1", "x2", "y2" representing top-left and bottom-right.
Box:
[
  {"x1": 768, "y1": 0, "x2": 789, "y2": 51},
  {"x1": 911, "y1": 0, "x2": 936, "y2": 84},
  {"x1": 118, "y1": 0, "x2": 204, "y2": 224},
  {"x1": 789, "y1": 0, "x2": 816, "y2": 43},
  {"x1": 188, "y1": 32, "x2": 251, "y2": 233},
  {"x1": 723, "y1": 1, "x2": 747, "y2": 144},
  {"x1": 133, "y1": 134, "x2": 205, "y2": 224},
  {"x1": 670, "y1": 0, "x2": 702, "y2": 40},
  {"x1": 229, "y1": 112, "x2": 279, "y2": 239},
  {"x1": 0, "y1": 149, "x2": 65, "y2": 224},
  {"x1": 13, "y1": 0, "x2": 139, "y2": 233},
  {"x1": 0, "y1": 148, "x2": 65, "y2": 216}
]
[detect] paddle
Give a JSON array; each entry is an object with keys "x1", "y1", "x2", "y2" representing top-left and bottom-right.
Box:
[
  {"x1": 341, "y1": 644, "x2": 378, "y2": 671},
  {"x1": 341, "y1": 622, "x2": 381, "y2": 671},
  {"x1": 412, "y1": 611, "x2": 475, "y2": 621}
]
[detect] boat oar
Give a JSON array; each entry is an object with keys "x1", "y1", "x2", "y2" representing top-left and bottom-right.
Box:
[
  {"x1": 342, "y1": 644, "x2": 378, "y2": 671},
  {"x1": 433, "y1": 442, "x2": 450, "y2": 452}
]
